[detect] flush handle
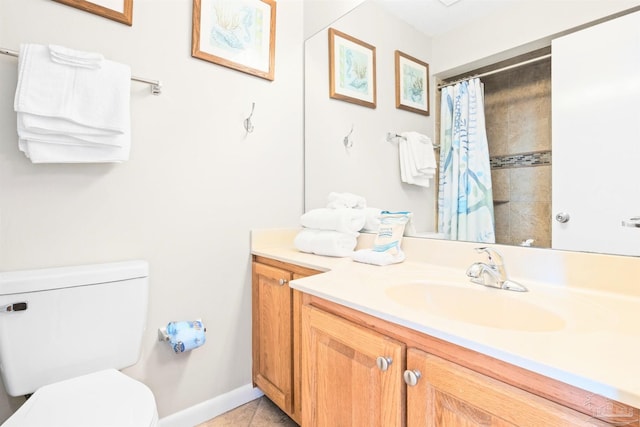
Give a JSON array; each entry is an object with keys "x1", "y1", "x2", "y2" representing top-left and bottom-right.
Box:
[
  {"x1": 2, "y1": 302, "x2": 28, "y2": 313},
  {"x1": 555, "y1": 212, "x2": 570, "y2": 223},
  {"x1": 622, "y1": 217, "x2": 640, "y2": 228}
]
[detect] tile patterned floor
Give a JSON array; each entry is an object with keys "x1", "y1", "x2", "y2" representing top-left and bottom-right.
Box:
[{"x1": 196, "y1": 396, "x2": 298, "y2": 427}]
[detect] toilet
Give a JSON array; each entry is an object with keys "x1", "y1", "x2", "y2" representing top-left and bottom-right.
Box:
[{"x1": 0, "y1": 260, "x2": 158, "y2": 427}]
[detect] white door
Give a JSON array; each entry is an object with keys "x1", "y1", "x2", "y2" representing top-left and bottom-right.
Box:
[{"x1": 552, "y1": 10, "x2": 640, "y2": 256}]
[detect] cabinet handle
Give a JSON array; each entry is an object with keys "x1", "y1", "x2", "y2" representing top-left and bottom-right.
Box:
[
  {"x1": 376, "y1": 356, "x2": 393, "y2": 372},
  {"x1": 278, "y1": 278, "x2": 288, "y2": 286},
  {"x1": 403, "y1": 369, "x2": 421, "y2": 386}
]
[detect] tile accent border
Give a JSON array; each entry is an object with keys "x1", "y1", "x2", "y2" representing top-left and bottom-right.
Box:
[{"x1": 490, "y1": 150, "x2": 551, "y2": 169}]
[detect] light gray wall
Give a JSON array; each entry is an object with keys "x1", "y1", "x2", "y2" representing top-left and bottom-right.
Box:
[{"x1": 0, "y1": 0, "x2": 303, "y2": 421}]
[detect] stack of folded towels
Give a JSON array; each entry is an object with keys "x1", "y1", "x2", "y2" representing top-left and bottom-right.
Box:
[
  {"x1": 398, "y1": 131, "x2": 437, "y2": 187},
  {"x1": 295, "y1": 192, "x2": 382, "y2": 257},
  {"x1": 14, "y1": 44, "x2": 131, "y2": 163}
]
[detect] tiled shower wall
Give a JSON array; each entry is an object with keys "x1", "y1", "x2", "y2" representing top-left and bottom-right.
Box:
[{"x1": 483, "y1": 57, "x2": 552, "y2": 248}]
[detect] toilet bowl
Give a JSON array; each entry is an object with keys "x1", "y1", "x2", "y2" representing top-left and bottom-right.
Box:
[{"x1": 2, "y1": 369, "x2": 158, "y2": 427}]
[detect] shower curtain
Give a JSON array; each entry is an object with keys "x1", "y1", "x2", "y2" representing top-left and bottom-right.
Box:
[{"x1": 438, "y1": 78, "x2": 495, "y2": 243}]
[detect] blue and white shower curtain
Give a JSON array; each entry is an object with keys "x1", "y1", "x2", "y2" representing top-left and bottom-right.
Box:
[{"x1": 438, "y1": 78, "x2": 495, "y2": 243}]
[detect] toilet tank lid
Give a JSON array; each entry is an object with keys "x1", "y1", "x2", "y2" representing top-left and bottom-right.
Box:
[{"x1": 0, "y1": 260, "x2": 148, "y2": 296}]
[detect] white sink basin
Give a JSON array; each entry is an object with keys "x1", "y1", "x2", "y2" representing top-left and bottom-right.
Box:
[{"x1": 385, "y1": 281, "x2": 566, "y2": 332}]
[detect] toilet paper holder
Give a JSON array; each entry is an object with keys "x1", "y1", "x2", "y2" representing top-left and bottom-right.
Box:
[{"x1": 157, "y1": 321, "x2": 207, "y2": 342}]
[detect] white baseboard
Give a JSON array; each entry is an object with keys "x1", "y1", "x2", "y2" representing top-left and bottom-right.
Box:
[{"x1": 158, "y1": 384, "x2": 264, "y2": 427}]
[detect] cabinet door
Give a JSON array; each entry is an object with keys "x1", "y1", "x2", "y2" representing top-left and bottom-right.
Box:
[
  {"x1": 302, "y1": 305, "x2": 405, "y2": 427},
  {"x1": 406, "y1": 348, "x2": 613, "y2": 427},
  {"x1": 252, "y1": 262, "x2": 294, "y2": 413}
]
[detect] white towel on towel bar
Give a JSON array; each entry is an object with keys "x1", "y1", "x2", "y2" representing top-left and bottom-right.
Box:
[
  {"x1": 14, "y1": 43, "x2": 131, "y2": 163},
  {"x1": 399, "y1": 131, "x2": 437, "y2": 187},
  {"x1": 15, "y1": 44, "x2": 130, "y2": 134}
]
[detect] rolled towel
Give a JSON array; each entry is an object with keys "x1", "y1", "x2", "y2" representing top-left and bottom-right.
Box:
[
  {"x1": 362, "y1": 207, "x2": 383, "y2": 232},
  {"x1": 294, "y1": 229, "x2": 357, "y2": 257},
  {"x1": 352, "y1": 248, "x2": 406, "y2": 266},
  {"x1": 300, "y1": 208, "x2": 365, "y2": 235},
  {"x1": 326, "y1": 192, "x2": 366, "y2": 209}
]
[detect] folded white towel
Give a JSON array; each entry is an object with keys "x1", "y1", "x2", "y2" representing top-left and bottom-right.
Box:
[
  {"x1": 399, "y1": 131, "x2": 436, "y2": 187},
  {"x1": 14, "y1": 43, "x2": 131, "y2": 135},
  {"x1": 352, "y1": 248, "x2": 406, "y2": 266},
  {"x1": 294, "y1": 229, "x2": 357, "y2": 257},
  {"x1": 326, "y1": 192, "x2": 367, "y2": 209},
  {"x1": 49, "y1": 44, "x2": 104, "y2": 69},
  {"x1": 14, "y1": 44, "x2": 131, "y2": 163},
  {"x1": 362, "y1": 207, "x2": 383, "y2": 232},
  {"x1": 300, "y1": 208, "x2": 365, "y2": 235},
  {"x1": 19, "y1": 138, "x2": 131, "y2": 164}
]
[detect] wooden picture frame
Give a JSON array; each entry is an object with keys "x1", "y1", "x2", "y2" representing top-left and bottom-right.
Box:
[
  {"x1": 328, "y1": 28, "x2": 376, "y2": 108},
  {"x1": 192, "y1": 0, "x2": 277, "y2": 81},
  {"x1": 52, "y1": 0, "x2": 133, "y2": 26},
  {"x1": 395, "y1": 50, "x2": 430, "y2": 116}
]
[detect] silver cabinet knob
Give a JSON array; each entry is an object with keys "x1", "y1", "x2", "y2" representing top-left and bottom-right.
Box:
[
  {"x1": 376, "y1": 356, "x2": 393, "y2": 372},
  {"x1": 403, "y1": 369, "x2": 421, "y2": 386},
  {"x1": 555, "y1": 212, "x2": 570, "y2": 223},
  {"x1": 278, "y1": 278, "x2": 288, "y2": 286}
]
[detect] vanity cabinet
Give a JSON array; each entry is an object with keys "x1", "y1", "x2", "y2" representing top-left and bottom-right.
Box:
[
  {"x1": 300, "y1": 293, "x2": 638, "y2": 427},
  {"x1": 406, "y1": 348, "x2": 613, "y2": 426},
  {"x1": 251, "y1": 256, "x2": 321, "y2": 424},
  {"x1": 301, "y1": 305, "x2": 404, "y2": 426}
]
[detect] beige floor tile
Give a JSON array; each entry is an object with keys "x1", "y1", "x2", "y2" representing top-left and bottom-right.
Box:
[{"x1": 196, "y1": 397, "x2": 298, "y2": 427}]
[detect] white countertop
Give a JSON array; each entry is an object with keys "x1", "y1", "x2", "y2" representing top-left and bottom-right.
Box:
[{"x1": 252, "y1": 229, "x2": 640, "y2": 409}]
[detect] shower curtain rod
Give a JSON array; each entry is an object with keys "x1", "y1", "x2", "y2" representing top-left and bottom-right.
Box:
[
  {"x1": 0, "y1": 46, "x2": 162, "y2": 95},
  {"x1": 437, "y1": 53, "x2": 551, "y2": 90}
]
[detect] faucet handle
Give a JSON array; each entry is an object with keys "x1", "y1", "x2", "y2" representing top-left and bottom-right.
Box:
[{"x1": 474, "y1": 247, "x2": 504, "y2": 266}]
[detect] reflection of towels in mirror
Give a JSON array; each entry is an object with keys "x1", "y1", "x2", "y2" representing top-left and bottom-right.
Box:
[
  {"x1": 399, "y1": 131, "x2": 436, "y2": 187},
  {"x1": 326, "y1": 192, "x2": 367, "y2": 209}
]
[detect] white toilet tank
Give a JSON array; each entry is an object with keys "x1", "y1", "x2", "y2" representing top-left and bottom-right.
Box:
[{"x1": 0, "y1": 260, "x2": 149, "y2": 397}]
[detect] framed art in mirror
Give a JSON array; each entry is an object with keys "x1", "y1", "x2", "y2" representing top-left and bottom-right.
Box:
[
  {"x1": 53, "y1": 0, "x2": 133, "y2": 25},
  {"x1": 395, "y1": 50, "x2": 429, "y2": 116},
  {"x1": 192, "y1": 0, "x2": 277, "y2": 81},
  {"x1": 329, "y1": 28, "x2": 376, "y2": 108}
]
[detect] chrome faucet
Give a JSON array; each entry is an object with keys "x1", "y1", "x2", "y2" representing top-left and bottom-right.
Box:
[{"x1": 466, "y1": 247, "x2": 528, "y2": 292}]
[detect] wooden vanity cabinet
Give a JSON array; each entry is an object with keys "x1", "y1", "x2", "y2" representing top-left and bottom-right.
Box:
[
  {"x1": 251, "y1": 256, "x2": 321, "y2": 424},
  {"x1": 301, "y1": 305, "x2": 405, "y2": 427},
  {"x1": 407, "y1": 348, "x2": 614, "y2": 426},
  {"x1": 301, "y1": 293, "x2": 639, "y2": 427}
]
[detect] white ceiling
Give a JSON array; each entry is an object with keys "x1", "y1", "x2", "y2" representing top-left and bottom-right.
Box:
[{"x1": 372, "y1": 0, "x2": 526, "y2": 36}]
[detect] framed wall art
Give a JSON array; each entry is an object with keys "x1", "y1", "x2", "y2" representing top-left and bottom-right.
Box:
[
  {"x1": 192, "y1": 0, "x2": 277, "y2": 81},
  {"x1": 395, "y1": 50, "x2": 429, "y2": 116},
  {"x1": 52, "y1": 0, "x2": 133, "y2": 26},
  {"x1": 328, "y1": 28, "x2": 376, "y2": 108}
]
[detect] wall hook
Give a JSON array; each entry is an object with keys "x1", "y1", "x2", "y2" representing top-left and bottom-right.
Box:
[
  {"x1": 343, "y1": 124, "x2": 354, "y2": 148},
  {"x1": 244, "y1": 102, "x2": 255, "y2": 133}
]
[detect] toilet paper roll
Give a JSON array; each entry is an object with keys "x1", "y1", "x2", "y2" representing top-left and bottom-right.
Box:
[{"x1": 166, "y1": 320, "x2": 206, "y2": 353}]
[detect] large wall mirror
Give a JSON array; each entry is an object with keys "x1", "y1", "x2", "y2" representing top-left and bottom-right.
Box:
[{"x1": 304, "y1": 0, "x2": 640, "y2": 257}]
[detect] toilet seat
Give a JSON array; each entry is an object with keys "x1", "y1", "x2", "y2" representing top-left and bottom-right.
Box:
[{"x1": 2, "y1": 369, "x2": 158, "y2": 427}]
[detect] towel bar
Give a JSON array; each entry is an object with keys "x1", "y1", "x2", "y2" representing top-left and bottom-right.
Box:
[
  {"x1": 387, "y1": 132, "x2": 441, "y2": 149},
  {"x1": 0, "y1": 46, "x2": 162, "y2": 95}
]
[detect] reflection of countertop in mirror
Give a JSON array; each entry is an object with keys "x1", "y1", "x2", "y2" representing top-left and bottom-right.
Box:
[{"x1": 251, "y1": 228, "x2": 640, "y2": 408}]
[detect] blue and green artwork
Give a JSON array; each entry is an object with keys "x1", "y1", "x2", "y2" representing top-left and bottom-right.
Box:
[
  {"x1": 338, "y1": 46, "x2": 369, "y2": 93},
  {"x1": 402, "y1": 64, "x2": 425, "y2": 104}
]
